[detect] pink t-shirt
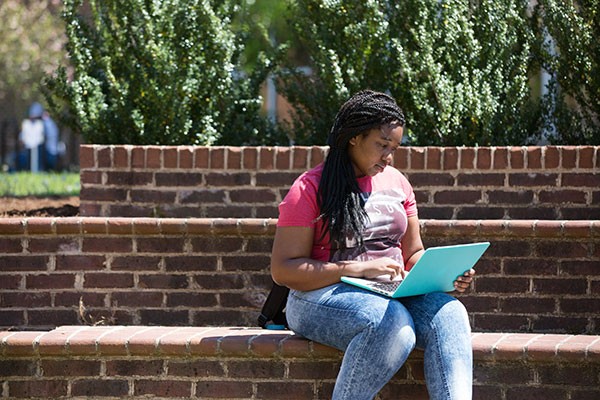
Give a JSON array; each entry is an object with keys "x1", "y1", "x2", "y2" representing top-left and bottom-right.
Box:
[{"x1": 277, "y1": 163, "x2": 417, "y2": 268}]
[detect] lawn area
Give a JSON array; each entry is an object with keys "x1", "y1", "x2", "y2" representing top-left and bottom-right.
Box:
[{"x1": 0, "y1": 172, "x2": 80, "y2": 197}]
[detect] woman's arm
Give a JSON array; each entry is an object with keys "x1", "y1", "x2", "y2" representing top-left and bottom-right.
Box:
[
  {"x1": 401, "y1": 215, "x2": 425, "y2": 270},
  {"x1": 270, "y1": 226, "x2": 404, "y2": 291}
]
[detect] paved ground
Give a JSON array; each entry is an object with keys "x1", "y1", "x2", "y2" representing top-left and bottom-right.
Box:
[{"x1": 0, "y1": 196, "x2": 79, "y2": 217}]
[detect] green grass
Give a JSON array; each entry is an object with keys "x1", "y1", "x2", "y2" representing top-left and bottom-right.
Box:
[{"x1": 0, "y1": 172, "x2": 80, "y2": 197}]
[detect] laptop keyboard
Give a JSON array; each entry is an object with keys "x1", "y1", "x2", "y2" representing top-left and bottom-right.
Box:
[{"x1": 370, "y1": 280, "x2": 402, "y2": 295}]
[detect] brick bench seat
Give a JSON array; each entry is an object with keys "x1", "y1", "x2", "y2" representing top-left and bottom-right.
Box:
[{"x1": 2, "y1": 326, "x2": 599, "y2": 399}]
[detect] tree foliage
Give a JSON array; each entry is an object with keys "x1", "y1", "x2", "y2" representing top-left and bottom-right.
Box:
[
  {"x1": 277, "y1": 0, "x2": 542, "y2": 146},
  {"x1": 534, "y1": 0, "x2": 600, "y2": 144},
  {"x1": 43, "y1": 0, "x2": 285, "y2": 145},
  {"x1": 0, "y1": 0, "x2": 66, "y2": 120}
]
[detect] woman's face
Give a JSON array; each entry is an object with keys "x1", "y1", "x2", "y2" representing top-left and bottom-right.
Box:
[{"x1": 347, "y1": 123, "x2": 403, "y2": 177}]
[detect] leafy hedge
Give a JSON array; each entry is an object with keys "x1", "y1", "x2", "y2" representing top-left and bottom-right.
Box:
[{"x1": 43, "y1": 0, "x2": 600, "y2": 146}]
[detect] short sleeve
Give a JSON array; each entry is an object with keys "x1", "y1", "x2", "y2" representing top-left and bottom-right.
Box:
[
  {"x1": 277, "y1": 171, "x2": 320, "y2": 227},
  {"x1": 399, "y1": 172, "x2": 418, "y2": 218}
]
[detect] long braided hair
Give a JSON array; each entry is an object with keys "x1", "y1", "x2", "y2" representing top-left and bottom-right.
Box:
[{"x1": 318, "y1": 90, "x2": 406, "y2": 249}]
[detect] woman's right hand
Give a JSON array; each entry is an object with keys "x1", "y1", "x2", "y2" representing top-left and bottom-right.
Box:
[{"x1": 346, "y1": 257, "x2": 406, "y2": 281}]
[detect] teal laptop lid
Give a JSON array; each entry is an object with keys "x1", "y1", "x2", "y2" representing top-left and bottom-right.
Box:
[{"x1": 341, "y1": 242, "x2": 490, "y2": 298}]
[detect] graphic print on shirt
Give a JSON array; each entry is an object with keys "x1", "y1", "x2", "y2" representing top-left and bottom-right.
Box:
[{"x1": 330, "y1": 188, "x2": 408, "y2": 266}]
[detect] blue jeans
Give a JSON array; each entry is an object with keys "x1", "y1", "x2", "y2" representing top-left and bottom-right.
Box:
[{"x1": 286, "y1": 284, "x2": 472, "y2": 400}]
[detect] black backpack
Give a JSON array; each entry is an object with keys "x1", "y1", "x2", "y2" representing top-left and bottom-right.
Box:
[{"x1": 258, "y1": 281, "x2": 289, "y2": 329}]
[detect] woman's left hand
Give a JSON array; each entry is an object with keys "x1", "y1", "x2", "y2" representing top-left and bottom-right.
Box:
[{"x1": 453, "y1": 269, "x2": 476, "y2": 293}]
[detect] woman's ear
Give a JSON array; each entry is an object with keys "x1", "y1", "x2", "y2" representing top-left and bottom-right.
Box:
[{"x1": 348, "y1": 136, "x2": 358, "y2": 146}]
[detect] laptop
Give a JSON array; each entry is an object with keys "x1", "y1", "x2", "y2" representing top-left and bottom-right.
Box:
[{"x1": 341, "y1": 242, "x2": 490, "y2": 298}]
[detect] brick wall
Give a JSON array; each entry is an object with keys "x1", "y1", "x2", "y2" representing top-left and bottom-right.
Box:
[
  {"x1": 1, "y1": 326, "x2": 599, "y2": 400},
  {"x1": 1, "y1": 218, "x2": 598, "y2": 334},
  {"x1": 79, "y1": 145, "x2": 599, "y2": 219}
]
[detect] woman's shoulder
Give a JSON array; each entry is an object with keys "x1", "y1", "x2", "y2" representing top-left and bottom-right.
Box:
[{"x1": 379, "y1": 165, "x2": 411, "y2": 183}]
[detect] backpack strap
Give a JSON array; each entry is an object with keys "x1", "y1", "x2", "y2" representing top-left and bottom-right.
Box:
[{"x1": 258, "y1": 281, "x2": 290, "y2": 329}]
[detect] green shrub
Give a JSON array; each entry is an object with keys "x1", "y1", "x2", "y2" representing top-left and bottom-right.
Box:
[
  {"x1": 534, "y1": 0, "x2": 600, "y2": 144},
  {"x1": 42, "y1": 0, "x2": 285, "y2": 146},
  {"x1": 277, "y1": 0, "x2": 542, "y2": 146}
]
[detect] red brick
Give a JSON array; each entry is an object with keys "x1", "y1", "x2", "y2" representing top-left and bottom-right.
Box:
[
  {"x1": 0, "y1": 255, "x2": 48, "y2": 271},
  {"x1": 426, "y1": 147, "x2": 442, "y2": 169},
  {"x1": 506, "y1": 386, "x2": 568, "y2": 400},
  {"x1": 83, "y1": 273, "x2": 134, "y2": 288},
  {"x1": 539, "y1": 189, "x2": 587, "y2": 204},
  {"x1": 106, "y1": 359, "x2": 163, "y2": 376},
  {"x1": 274, "y1": 146, "x2": 290, "y2": 169},
  {"x1": 28, "y1": 309, "x2": 79, "y2": 327},
  {"x1": 533, "y1": 278, "x2": 588, "y2": 295},
  {"x1": 288, "y1": 361, "x2": 339, "y2": 379},
  {"x1": 71, "y1": 379, "x2": 129, "y2": 397},
  {"x1": 493, "y1": 148, "x2": 508, "y2": 169},
  {"x1": 443, "y1": 147, "x2": 458, "y2": 170},
  {"x1": 155, "y1": 171, "x2": 204, "y2": 186},
  {"x1": 310, "y1": 146, "x2": 327, "y2": 167},
  {"x1": 137, "y1": 237, "x2": 184, "y2": 253},
  {"x1": 460, "y1": 147, "x2": 476, "y2": 169},
  {"x1": 146, "y1": 146, "x2": 162, "y2": 168},
  {"x1": 9, "y1": 380, "x2": 68, "y2": 398},
  {"x1": 0, "y1": 219, "x2": 26, "y2": 234},
  {"x1": 113, "y1": 146, "x2": 129, "y2": 168},
  {"x1": 134, "y1": 379, "x2": 192, "y2": 397},
  {"x1": 54, "y1": 291, "x2": 106, "y2": 307},
  {"x1": 210, "y1": 147, "x2": 225, "y2": 169},
  {"x1": 79, "y1": 202, "x2": 102, "y2": 217},
  {"x1": 527, "y1": 146, "x2": 542, "y2": 168},
  {"x1": 578, "y1": 146, "x2": 595, "y2": 168},
  {"x1": 433, "y1": 190, "x2": 482, "y2": 204},
  {"x1": 80, "y1": 169, "x2": 103, "y2": 185},
  {"x1": 28, "y1": 238, "x2": 79, "y2": 254},
  {"x1": 509, "y1": 173, "x2": 558, "y2": 186},
  {"x1": 82, "y1": 238, "x2": 133, "y2": 253},
  {"x1": 26, "y1": 218, "x2": 54, "y2": 234},
  {"x1": 131, "y1": 146, "x2": 145, "y2": 168},
  {"x1": 545, "y1": 146, "x2": 560, "y2": 168},
  {"x1": 196, "y1": 381, "x2": 253, "y2": 398},
  {"x1": 167, "y1": 360, "x2": 224, "y2": 377},
  {"x1": 0, "y1": 359, "x2": 35, "y2": 376},
  {"x1": 54, "y1": 217, "x2": 82, "y2": 234},
  {"x1": 474, "y1": 364, "x2": 533, "y2": 384},
  {"x1": 26, "y1": 273, "x2": 75, "y2": 289},
  {"x1": 457, "y1": 173, "x2": 505, "y2": 186},
  {"x1": 510, "y1": 147, "x2": 525, "y2": 169},
  {"x1": 41, "y1": 359, "x2": 101, "y2": 376},
  {"x1": 393, "y1": 147, "x2": 409, "y2": 170},
  {"x1": 111, "y1": 256, "x2": 160, "y2": 271},
  {"x1": 243, "y1": 147, "x2": 258, "y2": 169},
  {"x1": 111, "y1": 291, "x2": 163, "y2": 307},
  {"x1": 257, "y1": 381, "x2": 317, "y2": 399},
  {"x1": 292, "y1": 147, "x2": 309, "y2": 170},
  {"x1": 0, "y1": 274, "x2": 22, "y2": 289},
  {"x1": 410, "y1": 147, "x2": 425, "y2": 169},
  {"x1": 139, "y1": 309, "x2": 188, "y2": 325},
  {"x1": 178, "y1": 146, "x2": 193, "y2": 168},
  {"x1": 55, "y1": 254, "x2": 105, "y2": 271},
  {"x1": 476, "y1": 147, "x2": 491, "y2": 169},
  {"x1": 0, "y1": 238, "x2": 22, "y2": 253},
  {"x1": 562, "y1": 172, "x2": 600, "y2": 187},
  {"x1": 79, "y1": 145, "x2": 95, "y2": 169},
  {"x1": 222, "y1": 255, "x2": 270, "y2": 271},
  {"x1": 97, "y1": 146, "x2": 112, "y2": 168},
  {"x1": 561, "y1": 146, "x2": 577, "y2": 168},
  {"x1": 139, "y1": 274, "x2": 189, "y2": 289},
  {"x1": 260, "y1": 147, "x2": 275, "y2": 169},
  {"x1": 475, "y1": 277, "x2": 530, "y2": 293},
  {"x1": 227, "y1": 147, "x2": 242, "y2": 169},
  {"x1": 163, "y1": 147, "x2": 177, "y2": 168},
  {"x1": 1, "y1": 292, "x2": 51, "y2": 307}
]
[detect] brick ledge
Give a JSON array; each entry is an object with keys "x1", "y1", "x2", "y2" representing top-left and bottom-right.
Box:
[
  {"x1": 0, "y1": 218, "x2": 598, "y2": 237},
  {"x1": 2, "y1": 326, "x2": 599, "y2": 363}
]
